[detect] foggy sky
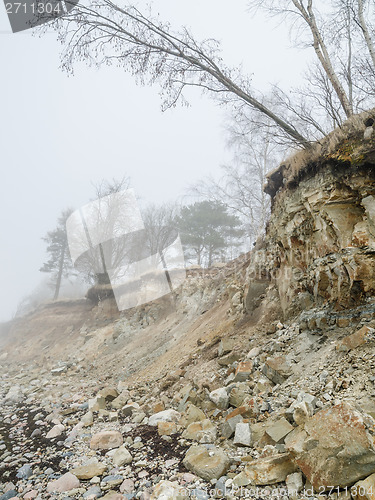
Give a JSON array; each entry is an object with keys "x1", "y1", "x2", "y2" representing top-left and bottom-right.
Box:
[{"x1": 0, "y1": 0, "x2": 309, "y2": 321}]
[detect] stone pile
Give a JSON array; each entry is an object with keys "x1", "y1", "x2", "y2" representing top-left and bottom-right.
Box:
[{"x1": 3, "y1": 313, "x2": 375, "y2": 499}]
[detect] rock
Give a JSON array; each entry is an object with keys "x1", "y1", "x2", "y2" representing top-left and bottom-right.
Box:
[
  {"x1": 157, "y1": 421, "x2": 177, "y2": 436},
  {"x1": 233, "y1": 423, "x2": 252, "y2": 447},
  {"x1": 221, "y1": 413, "x2": 243, "y2": 439},
  {"x1": 120, "y1": 402, "x2": 140, "y2": 417},
  {"x1": 120, "y1": 478, "x2": 135, "y2": 494},
  {"x1": 218, "y1": 339, "x2": 236, "y2": 357},
  {"x1": 229, "y1": 384, "x2": 250, "y2": 408},
  {"x1": 152, "y1": 402, "x2": 165, "y2": 413},
  {"x1": 51, "y1": 366, "x2": 67, "y2": 376},
  {"x1": 0, "y1": 491, "x2": 18, "y2": 500},
  {"x1": 16, "y1": 464, "x2": 33, "y2": 479},
  {"x1": 83, "y1": 485, "x2": 102, "y2": 499},
  {"x1": 238, "y1": 397, "x2": 260, "y2": 418},
  {"x1": 285, "y1": 402, "x2": 375, "y2": 489},
  {"x1": 254, "y1": 377, "x2": 274, "y2": 394},
  {"x1": 46, "y1": 472, "x2": 80, "y2": 493},
  {"x1": 233, "y1": 361, "x2": 253, "y2": 382},
  {"x1": 337, "y1": 317, "x2": 350, "y2": 328},
  {"x1": 293, "y1": 401, "x2": 313, "y2": 426},
  {"x1": 151, "y1": 480, "x2": 186, "y2": 499},
  {"x1": 351, "y1": 473, "x2": 375, "y2": 499},
  {"x1": 262, "y1": 356, "x2": 292, "y2": 385},
  {"x1": 286, "y1": 472, "x2": 304, "y2": 497},
  {"x1": 183, "y1": 445, "x2": 230, "y2": 481},
  {"x1": 23, "y1": 491, "x2": 38, "y2": 499},
  {"x1": 209, "y1": 388, "x2": 229, "y2": 409},
  {"x1": 180, "y1": 404, "x2": 206, "y2": 427},
  {"x1": 131, "y1": 411, "x2": 146, "y2": 423},
  {"x1": 98, "y1": 387, "x2": 119, "y2": 401},
  {"x1": 226, "y1": 406, "x2": 253, "y2": 420},
  {"x1": 148, "y1": 409, "x2": 181, "y2": 426},
  {"x1": 241, "y1": 453, "x2": 298, "y2": 485},
  {"x1": 64, "y1": 421, "x2": 84, "y2": 446},
  {"x1": 101, "y1": 474, "x2": 124, "y2": 489},
  {"x1": 247, "y1": 347, "x2": 261, "y2": 358},
  {"x1": 182, "y1": 419, "x2": 217, "y2": 443},
  {"x1": 295, "y1": 391, "x2": 317, "y2": 408},
  {"x1": 90, "y1": 431, "x2": 123, "y2": 450},
  {"x1": 217, "y1": 351, "x2": 241, "y2": 366},
  {"x1": 336, "y1": 325, "x2": 373, "y2": 352},
  {"x1": 100, "y1": 493, "x2": 124, "y2": 500},
  {"x1": 4, "y1": 385, "x2": 23, "y2": 404},
  {"x1": 111, "y1": 391, "x2": 129, "y2": 409},
  {"x1": 265, "y1": 418, "x2": 294, "y2": 443},
  {"x1": 232, "y1": 471, "x2": 252, "y2": 488},
  {"x1": 364, "y1": 126, "x2": 374, "y2": 140},
  {"x1": 70, "y1": 462, "x2": 107, "y2": 479},
  {"x1": 46, "y1": 423, "x2": 65, "y2": 439},
  {"x1": 112, "y1": 445, "x2": 133, "y2": 466},
  {"x1": 88, "y1": 396, "x2": 106, "y2": 412},
  {"x1": 140, "y1": 493, "x2": 151, "y2": 500},
  {"x1": 81, "y1": 411, "x2": 94, "y2": 427}
]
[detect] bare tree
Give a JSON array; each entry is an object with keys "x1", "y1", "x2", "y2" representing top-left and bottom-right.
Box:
[
  {"x1": 356, "y1": 0, "x2": 375, "y2": 68},
  {"x1": 50, "y1": 0, "x2": 309, "y2": 146},
  {"x1": 46, "y1": 0, "x2": 375, "y2": 149},
  {"x1": 190, "y1": 119, "x2": 279, "y2": 249},
  {"x1": 71, "y1": 176, "x2": 137, "y2": 285},
  {"x1": 249, "y1": 0, "x2": 354, "y2": 117},
  {"x1": 141, "y1": 202, "x2": 180, "y2": 256}
]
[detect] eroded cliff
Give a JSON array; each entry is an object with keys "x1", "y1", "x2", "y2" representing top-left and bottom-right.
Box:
[{"x1": 246, "y1": 109, "x2": 375, "y2": 323}]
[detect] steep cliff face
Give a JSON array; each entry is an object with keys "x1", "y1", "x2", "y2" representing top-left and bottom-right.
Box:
[{"x1": 247, "y1": 110, "x2": 375, "y2": 320}]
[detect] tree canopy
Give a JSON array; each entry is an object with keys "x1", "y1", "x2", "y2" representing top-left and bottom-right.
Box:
[
  {"x1": 40, "y1": 208, "x2": 75, "y2": 300},
  {"x1": 50, "y1": 0, "x2": 375, "y2": 147},
  {"x1": 178, "y1": 201, "x2": 244, "y2": 267}
]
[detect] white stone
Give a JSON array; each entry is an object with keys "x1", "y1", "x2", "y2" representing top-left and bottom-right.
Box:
[
  {"x1": 233, "y1": 423, "x2": 252, "y2": 447},
  {"x1": 148, "y1": 409, "x2": 181, "y2": 426},
  {"x1": 46, "y1": 424, "x2": 65, "y2": 439},
  {"x1": 286, "y1": 472, "x2": 303, "y2": 497},
  {"x1": 209, "y1": 388, "x2": 229, "y2": 409},
  {"x1": 112, "y1": 446, "x2": 133, "y2": 466}
]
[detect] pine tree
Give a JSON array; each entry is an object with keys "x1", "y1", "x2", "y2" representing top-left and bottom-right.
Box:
[
  {"x1": 178, "y1": 201, "x2": 244, "y2": 267},
  {"x1": 40, "y1": 208, "x2": 75, "y2": 300}
]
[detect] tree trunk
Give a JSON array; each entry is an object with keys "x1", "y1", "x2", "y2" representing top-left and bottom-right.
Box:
[
  {"x1": 208, "y1": 245, "x2": 213, "y2": 268},
  {"x1": 292, "y1": 0, "x2": 353, "y2": 117},
  {"x1": 54, "y1": 241, "x2": 66, "y2": 301},
  {"x1": 98, "y1": 243, "x2": 110, "y2": 284},
  {"x1": 357, "y1": 0, "x2": 375, "y2": 68}
]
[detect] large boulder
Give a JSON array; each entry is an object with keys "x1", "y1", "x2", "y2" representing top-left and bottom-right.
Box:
[
  {"x1": 180, "y1": 404, "x2": 206, "y2": 427},
  {"x1": 233, "y1": 453, "x2": 297, "y2": 486},
  {"x1": 90, "y1": 430, "x2": 123, "y2": 450},
  {"x1": 285, "y1": 402, "x2": 375, "y2": 489},
  {"x1": 112, "y1": 446, "x2": 133, "y2": 466},
  {"x1": 245, "y1": 453, "x2": 297, "y2": 485},
  {"x1": 148, "y1": 409, "x2": 181, "y2": 426},
  {"x1": 209, "y1": 388, "x2": 229, "y2": 410},
  {"x1": 182, "y1": 419, "x2": 217, "y2": 443},
  {"x1": 46, "y1": 472, "x2": 80, "y2": 493},
  {"x1": 262, "y1": 356, "x2": 292, "y2": 385},
  {"x1": 70, "y1": 462, "x2": 107, "y2": 479},
  {"x1": 4, "y1": 385, "x2": 23, "y2": 404},
  {"x1": 183, "y1": 445, "x2": 230, "y2": 481},
  {"x1": 151, "y1": 480, "x2": 187, "y2": 499},
  {"x1": 351, "y1": 473, "x2": 375, "y2": 500}
]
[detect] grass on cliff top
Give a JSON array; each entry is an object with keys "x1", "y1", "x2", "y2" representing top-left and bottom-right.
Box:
[{"x1": 266, "y1": 108, "x2": 375, "y2": 197}]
